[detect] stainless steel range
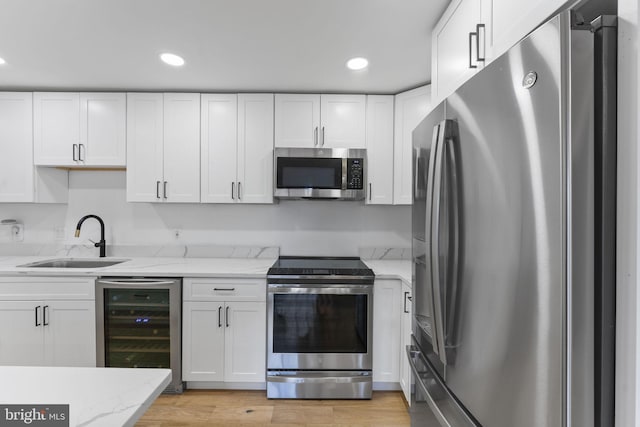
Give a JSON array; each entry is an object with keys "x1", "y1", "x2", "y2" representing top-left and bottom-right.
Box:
[{"x1": 266, "y1": 256, "x2": 374, "y2": 399}]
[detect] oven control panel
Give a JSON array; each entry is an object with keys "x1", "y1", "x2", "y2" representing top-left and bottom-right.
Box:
[{"x1": 346, "y1": 158, "x2": 364, "y2": 189}]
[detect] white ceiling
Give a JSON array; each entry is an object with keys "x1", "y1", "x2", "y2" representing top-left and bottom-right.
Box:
[{"x1": 0, "y1": 0, "x2": 450, "y2": 94}]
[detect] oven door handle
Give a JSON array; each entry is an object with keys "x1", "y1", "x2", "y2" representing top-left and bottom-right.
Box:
[
  {"x1": 267, "y1": 374, "x2": 372, "y2": 384},
  {"x1": 268, "y1": 285, "x2": 372, "y2": 294},
  {"x1": 97, "y1": 280, "x2": 177, "y2": 286}
]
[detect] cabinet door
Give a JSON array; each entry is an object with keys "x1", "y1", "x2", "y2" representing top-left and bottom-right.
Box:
[
  {"x1": 394, "y1": 86, "x2": 431, "y2": 205},
  {"x1": 0, "y1": 92, "x2": 35, "y2": 202},
  {"x1": 320, "y1": 95, "x2": 366, "y2": 148},
  {"x1": 274, "y1": 94, "x2": 320, "y2": 148},
  {"x1": 33, "y1": 92, "x2": 80, "y2": 166},
  {"x1": 0, "y1": 301, "x2": 44, "y2": 366},
  {"x1": 399, "y1": 283, "x2": 412, "y2": 404},
  {"x1": 163, "y1": 93, "x2": 201, "y2": 203},
  {"x1": 80, "y1": 93, "x2": 126, "y2": 166},
  {"x1": 365, "y1": 95, "x2": 394, "y2": 205},
  {"x1": 237, "y1": 94, "x2": 274, "y2": 204},
  {"x1": 489, "y1": 0, "x2": 561, "y2": 61},
  {"x1": 44, "y1": 300, "x2": 96, "y2": 367},
  {"x1": 373, "y1": 280, "x2": 401, "y2": 383},
  {"x1": 126, "y1": 93, "x2": 164, "y2": 202},
  {"x1": 224, "y1": 302, "x2": 266, "y2": 382},
  {"x1": 201, "y1": 94, "x2": 238, "y2": 203},
  {"x1": 182, "y1": 301, "x2": 225, "y2": 381},
  {"x1": 432, "y1": 0, "x2": 483, "y2": 103}
]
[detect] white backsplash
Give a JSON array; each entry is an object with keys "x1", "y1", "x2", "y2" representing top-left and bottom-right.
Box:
[{"x1": 0, "y1": 170, "x2": 411, "y2": 257}]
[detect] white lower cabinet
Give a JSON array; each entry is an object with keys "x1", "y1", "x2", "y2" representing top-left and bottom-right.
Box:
[
  {"x1": 182, "y1": 278, "x2": 266, "y2": 384},
  {"x1": 399, "y1": 281, "x2": 413, "y2": 404},
  {"x1": 373, "y1": 279, "x2": 401, "y2": 384},
  {"x1": 0, "y1": 277, "x2": 96, "y2": 367}
]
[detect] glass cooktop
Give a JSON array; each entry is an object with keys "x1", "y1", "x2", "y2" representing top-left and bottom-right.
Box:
[{"x1": 267, "y1": 256, "x2": 374, "y2": 277}]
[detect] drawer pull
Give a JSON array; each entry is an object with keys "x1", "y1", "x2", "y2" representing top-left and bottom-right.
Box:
[{"x1": 213, "y1": 288, "x2": 236, "y2": 291}]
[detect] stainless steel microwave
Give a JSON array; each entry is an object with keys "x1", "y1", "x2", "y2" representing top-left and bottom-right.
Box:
[{"x1": 273, "y1": 147, "x2": 366, "y2": 200}]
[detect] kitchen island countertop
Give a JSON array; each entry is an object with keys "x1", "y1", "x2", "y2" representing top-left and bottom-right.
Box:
[{"x1": 0, "y1": 366, "x2": 170, "y2": 427}]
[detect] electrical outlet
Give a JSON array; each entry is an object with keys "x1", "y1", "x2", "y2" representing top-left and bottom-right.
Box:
[
  {"x1": 54, "y1": 226, "x2": 65, "y2": 241},
  {"x1": 11, "y1": 224, "x2": 23, "y2": 242}
]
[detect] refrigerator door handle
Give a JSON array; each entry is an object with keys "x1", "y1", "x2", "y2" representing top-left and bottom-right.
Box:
[
  {"x1": 444, "y1": 120, "x2": 462, "y2": 364},
  {"x1": 425, "y1": 123, "x2": 446, "y2": 362},
  {"x1": 430, "y1": 120, "x2": 448, "y2": 365},
  {"x1": 406, "y1": 345, "x2": 453, "y2": 427}
]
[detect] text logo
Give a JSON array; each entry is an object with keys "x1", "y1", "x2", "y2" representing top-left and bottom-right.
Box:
[{"x1": 0, "y1": 405, "x2": 68, "y2": 426}]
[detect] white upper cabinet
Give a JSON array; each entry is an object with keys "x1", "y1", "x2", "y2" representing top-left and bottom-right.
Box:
[
  {"x1": 274, "y1": 94, "x2": 320, "y2": 148},
  {"x1": 275, "y1": 94, "x2": 366, "y2": 148},
  {"x1": 201, "y1": 93, "x2": 274, "y2": 204},
  {"x1": 126, "y1": 93, "x2": 200, "y2": 203},
  {"x1": 320, "y1": 95, "x2": 366, "y2": 148},
  {"x1": 162, "y1": 93, "x2": 201, "y2": 203},
  {"x1": 34, "y1": 92, "x2": 126, "y2": 167},
  {"x1": 432, "y1": 0, "x2": 568, "y2": 103},
  {"x1": 0, "y1": 93, "x2": 35, "y2": 202},
  {"x1": 394, "y1": 85, "x2": 431, "y2": 205},
  {"x1": 432, "y1": 0, "x2": 488, "y2": 104},
  {"x1": 201, "y1": 94, "x2": 238, "y2": 203},
  {"x1": 0, "y1": 92, "x2": 67, "y2": 203},
  {"x1": 489, "y1": 0, "x2": 566, "y2": 60},
  {"x1": 236, "y1": 94, "x2": 274, "y2": 204},
  {"x1": 79, "y1": 93, "x2": 126, "y2": 166},
  {"x1": 365, "y1": 95, "x2": 394, "y2": 205}
]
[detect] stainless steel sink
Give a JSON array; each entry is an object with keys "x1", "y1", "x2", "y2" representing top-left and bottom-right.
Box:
[{"x1": 18, "y1": 258, "x2": 129, "y2": 268}]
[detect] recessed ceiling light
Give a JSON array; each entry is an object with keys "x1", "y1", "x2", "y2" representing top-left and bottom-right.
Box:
[
  {"x1": 346, "y1": 57, "x2": 368, "y2": 71},
  {"x1": 0, "y1": 57, "x2": 6, "y2": 65},
  {"x1": 160, "y1": 53, "x2": 185, "y2": 67}
]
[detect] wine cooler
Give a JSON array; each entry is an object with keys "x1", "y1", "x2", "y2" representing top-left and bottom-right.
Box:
[{"x1": 96, "y1": 278, "x2": 183, "y2": 393}]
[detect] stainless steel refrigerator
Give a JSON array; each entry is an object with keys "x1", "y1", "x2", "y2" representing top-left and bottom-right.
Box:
[{"x1": 409, "y1": 10, "x2": 616, "y2": 427}]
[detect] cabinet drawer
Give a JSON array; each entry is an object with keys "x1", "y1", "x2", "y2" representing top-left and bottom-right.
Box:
[
  {"x1": 0, "y1": 277, "x2": 96, "y2": 300},
  {"x1": 183, "y1": 278, "x2": 266, "y2": 302}
]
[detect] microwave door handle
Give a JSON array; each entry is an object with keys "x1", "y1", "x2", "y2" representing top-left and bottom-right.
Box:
[{"x1": 430, "y1": 120, "x2": 448, "y2": 365}]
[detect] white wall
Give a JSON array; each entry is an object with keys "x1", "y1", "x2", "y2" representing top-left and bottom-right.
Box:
[
  {"x1": 0, "y1": 171, "x2": 411, "y2": 256},
  {"x1": 617, "y1": 0, "x2": 639, "y2": 426}
]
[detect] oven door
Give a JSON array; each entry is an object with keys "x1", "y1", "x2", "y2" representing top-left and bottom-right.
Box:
[{"x1": 267, "y1": 282, "x2": 373, "y2": 370}]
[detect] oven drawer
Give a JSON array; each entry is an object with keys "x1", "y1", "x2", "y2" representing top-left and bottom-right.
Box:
[{"x1": 183, "y1": 278, "x2": 266, "y2": 302}]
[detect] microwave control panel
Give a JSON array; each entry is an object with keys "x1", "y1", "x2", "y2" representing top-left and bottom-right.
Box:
[{"x1": 346, "y1": 158, "x2": 364, "y2": 189}]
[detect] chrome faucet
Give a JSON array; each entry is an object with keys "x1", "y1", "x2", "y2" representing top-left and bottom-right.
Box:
[{"x1": 75, "y1": 214, "x2": 106, "y2": 257}]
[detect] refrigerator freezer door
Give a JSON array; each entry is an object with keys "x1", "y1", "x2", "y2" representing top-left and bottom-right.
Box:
[{"x1": 440, "y1": 15, "x2": 565, "y2": 427}]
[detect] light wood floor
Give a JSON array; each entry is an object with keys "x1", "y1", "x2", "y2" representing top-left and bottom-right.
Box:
[{"x1": 136, "y1": 390, "x2": 410, "y2": 426}]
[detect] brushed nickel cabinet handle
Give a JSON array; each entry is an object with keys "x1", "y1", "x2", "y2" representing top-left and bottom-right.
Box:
[
  {"x1": 476, "y1": 24, "x2": 486, "y2": 62},
  {"x1": 72, "y1": 144, "x2": 78, "y2": 161},
  {"x1": 231, "y1": 182, "x2": 235, "y2": 200},
  {"x1": 163, "y1": 181, "x2": 168, "y2": 199},
  {"x1": 156, "y1": 181, "x2": 161, "y2": 199},
  {"x1": 469, "y1": 32, "x2": 478, "y2": 69}
]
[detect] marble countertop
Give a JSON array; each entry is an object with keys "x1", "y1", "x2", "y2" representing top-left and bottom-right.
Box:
[
  {"x1": 0, "y1": 255, "x2": 411, "y2": 283},
  {"x1": 0, "y1": 256, "x2": 277, "y2": 278},
  {"x1": 363, "y1": 259, "x2": 411, "y2": 285},
  {"x1": 0, "y1": 366, "x2": 170, "y2": 427}
]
